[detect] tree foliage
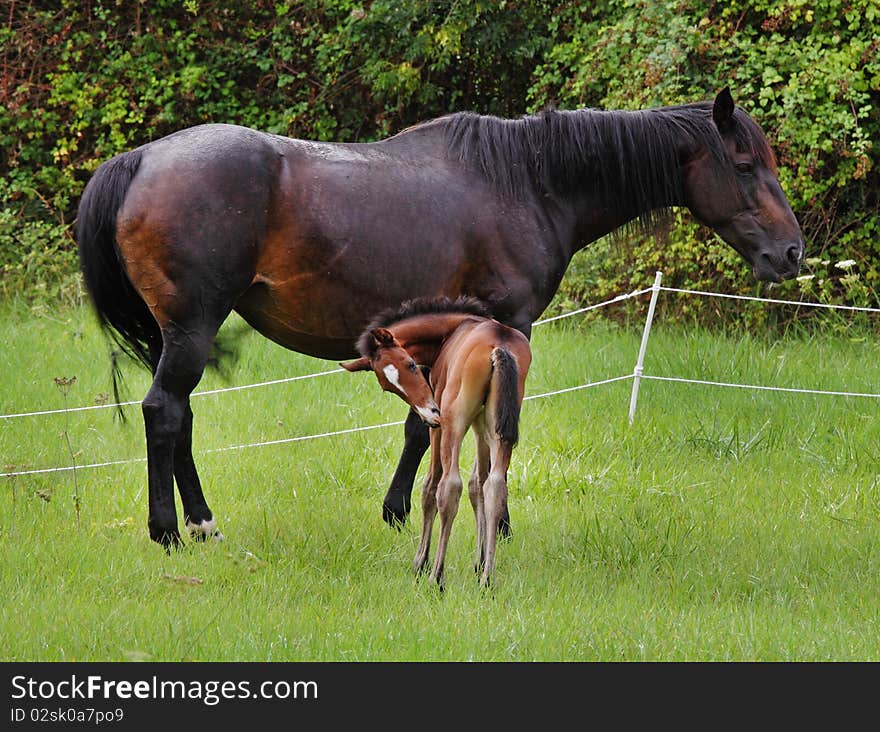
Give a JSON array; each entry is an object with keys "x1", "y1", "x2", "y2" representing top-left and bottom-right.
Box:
[{"x1": 2, "y1": 0, "x2": 877, "y2": 322}]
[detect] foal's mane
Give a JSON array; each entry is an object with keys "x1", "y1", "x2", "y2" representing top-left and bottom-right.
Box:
[
  {"x1": 437, "y1": 102, "x2": 776, "y2": 232},
  {"x1": 357, "y1": 296, "x2": 490, "y2": 358}
]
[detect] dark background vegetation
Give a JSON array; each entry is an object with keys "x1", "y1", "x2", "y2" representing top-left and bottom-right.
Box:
[{"x1": 2, "y1": 0, "x2": 877, "y2": 326}]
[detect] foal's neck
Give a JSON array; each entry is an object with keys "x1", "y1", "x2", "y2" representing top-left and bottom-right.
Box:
[{"x1": 388, "y1": 313, "x2": 477, "y2": 367}]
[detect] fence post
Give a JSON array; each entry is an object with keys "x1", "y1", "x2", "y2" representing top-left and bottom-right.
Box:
[{"x1": 628, "y1": 271, "x2": 663, "y2": 424}]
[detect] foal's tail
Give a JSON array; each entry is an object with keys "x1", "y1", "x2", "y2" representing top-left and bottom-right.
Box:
[
  {"x1": 76, "y1": 149, "x2": 161, "y2": 413},
  {"x1": 489, "y1": 347, "x2": 521, "y2": 445}
]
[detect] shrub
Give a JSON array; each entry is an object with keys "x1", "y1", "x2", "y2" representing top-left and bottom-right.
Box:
[{"x1": 2, "y1": 0, "x2": 877, "y2": 328}]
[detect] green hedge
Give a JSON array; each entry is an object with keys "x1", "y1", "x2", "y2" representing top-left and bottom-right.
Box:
[{"x1": 2, "y1": 0, "x2": 877, "y2": 324}]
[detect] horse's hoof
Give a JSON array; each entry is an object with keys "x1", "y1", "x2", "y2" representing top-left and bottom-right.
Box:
[
  {"x1": 186, "y1": 518, "x2": 224, "y2": 542},
  {"x1": 498, "y1": 516, "x2": 512, "y2": 540},
  {"x1": 151, "y1": 528, "x2": 183, "y2": 553},
  {"x1": 382, "y1": 499, "x2": 408, "y2": 529}
]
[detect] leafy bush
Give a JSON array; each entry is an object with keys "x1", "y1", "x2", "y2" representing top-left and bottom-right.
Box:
[
  {"x1": 2, "y1": 0, "x2": 877, "y2": 328},
  {"x1": 529, "y1": 0, "x2": 879, "y2": 324}
]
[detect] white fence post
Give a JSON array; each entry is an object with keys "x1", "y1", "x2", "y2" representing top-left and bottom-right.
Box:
[{"x1": 628, "y1": 271, "x2": 663, "y2": 424}]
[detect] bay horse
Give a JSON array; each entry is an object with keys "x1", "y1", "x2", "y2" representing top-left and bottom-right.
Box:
[
  {"x1": 341, "y1": 297, "x2": 531, "y2": 588},
  {"x1": 76, "y1": 87, "x2": 803, "y2": 548}
]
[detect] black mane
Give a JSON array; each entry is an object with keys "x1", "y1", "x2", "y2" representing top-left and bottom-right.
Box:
[
  {"x1": 442, "y1": 102, "x2": 775, "y2": 232},
  {"x1": 358, "y1": 296, "x2": 490, "y2": 357}
]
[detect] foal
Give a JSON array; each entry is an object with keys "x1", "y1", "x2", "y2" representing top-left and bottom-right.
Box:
[{"x1": 341, "y1": 297, "x2": 531, "y2": 588}]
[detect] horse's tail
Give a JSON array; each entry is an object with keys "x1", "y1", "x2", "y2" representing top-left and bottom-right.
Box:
[
  {"x1": 76, "y1": 149, "x2": 160, "y2": 410},
  {"x1": 489, "y1": 347, "x2": 521, "y2": 445}
]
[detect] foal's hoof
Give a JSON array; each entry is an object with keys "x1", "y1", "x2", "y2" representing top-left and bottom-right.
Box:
[{"x1": 186, "y1": 518, "x2": 225, "y2": 542}]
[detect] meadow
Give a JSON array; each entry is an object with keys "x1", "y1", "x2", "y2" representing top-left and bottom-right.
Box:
[{"x1": 2, "y1": 298, "x2": 880, "y2": 661}]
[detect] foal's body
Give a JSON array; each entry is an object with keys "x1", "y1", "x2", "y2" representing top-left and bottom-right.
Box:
[{"x1": 343, "y1": 298, "x2": 531, "y2": 587}]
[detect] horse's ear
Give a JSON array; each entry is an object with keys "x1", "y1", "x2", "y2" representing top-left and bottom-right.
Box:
[
  {"x1": 339, "y1": 357, "x2": 371, "y2": 372},
  {"x1": 369, "y1": 328, "x2": 397, "y2": 348},
  {"x1": 712, "y1": 86, "x2": 735, "y2": 132}
]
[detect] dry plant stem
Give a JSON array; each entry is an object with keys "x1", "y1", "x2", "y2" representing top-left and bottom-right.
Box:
[
  {"x1": 7, "y1": 472, "x2": 15, "y2": 534},
  {"x1": 54, "y1": 376, "x2": 79, "y2": 529}
]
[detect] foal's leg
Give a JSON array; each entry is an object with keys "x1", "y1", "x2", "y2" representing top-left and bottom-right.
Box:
[
  {"x1": 381, "y1": 409, "x2": 510, "y2": 538},
  {"x1": 429, "y1": 420, "x2": 467, "y2": 589},
  {"x1": 412, "y1": 429, "x2": 442, "y2": 575},
  {"x1": 480, "y1": 438, "x2": 513, "y2": 588},
  {"x1": 143, "y1": 322, "x2": 217, "y2": 549},
  {"x1": 383, "y1": 410, "x2": 430, "y2": 528},
  {"x1": 175, "y1": 401, "x2": 222, "y2": 541},
  {"x1": 469, "y1": 420, "x2": 490, "y2": 575}
]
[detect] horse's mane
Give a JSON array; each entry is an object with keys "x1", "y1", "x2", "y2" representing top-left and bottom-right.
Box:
[
  {"x1": 437, "y1": 102, "x2": 776, "y2": 233},
  {"x1": 357, "y1": 296, "x2": 489, "y2": 357}
]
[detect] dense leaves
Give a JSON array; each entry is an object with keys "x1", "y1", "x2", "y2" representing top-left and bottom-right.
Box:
[{"x1": 2, "y1": 0, "x2": 877, "y2": 323}]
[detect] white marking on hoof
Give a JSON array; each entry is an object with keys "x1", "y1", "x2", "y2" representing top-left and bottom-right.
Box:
[{"x1": 187, "y1": 518, "x2": 224, "y2": 542}]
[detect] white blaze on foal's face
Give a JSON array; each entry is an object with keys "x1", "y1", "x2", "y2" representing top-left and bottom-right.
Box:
[
  {"x1": 339, "y1": 330, "x2": 440, "y2": 427},
  {"x1": 376, "y1": 350, "x2": 440, "y2": 427},
  {"x1": 383, "y1": 363, "x2": 405, "y2": 396}
]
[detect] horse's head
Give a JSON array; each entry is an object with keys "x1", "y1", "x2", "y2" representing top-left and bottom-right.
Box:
[
  {"x1": 341, "y1": 327, "x2": 441, "y2": 427},
  {"x1": 683, "y1": 88, "x2": 803, "y2": 282}
]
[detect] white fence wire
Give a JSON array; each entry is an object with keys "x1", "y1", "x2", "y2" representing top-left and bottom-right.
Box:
[{"x1": 3, "y1": 270, "x2": 879, "y2": 479}]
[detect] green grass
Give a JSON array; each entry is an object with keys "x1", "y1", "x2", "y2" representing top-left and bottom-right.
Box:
[{"x1": 2, "y1": 301, "x2": 880, "y2": 661}]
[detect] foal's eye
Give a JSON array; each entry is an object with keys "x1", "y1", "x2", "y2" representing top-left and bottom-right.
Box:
[
  {"x1": 407, "y1": 362, "x2": 418, "y2": 373},
  {"x1": 735, "y1": 161, "x2": 754, "y2": 175}
]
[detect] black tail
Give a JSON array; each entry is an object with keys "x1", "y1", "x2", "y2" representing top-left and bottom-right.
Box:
[
  {"x1": 490, "y1": 347, "x2": 521, "y2": 445},
  {"x1": 76, "y1": 148, "x2": 159, "y2": 372},
  {"x1": 77, "y1": 150, "x2": 161, "y2": 416}
]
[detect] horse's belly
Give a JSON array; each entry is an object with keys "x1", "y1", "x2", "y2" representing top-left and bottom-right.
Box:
[
  {"x1": 238, "y1": 229, "x2": 469, "y2": 359},
  {"x1": 232, "y1": 273, "x2": 365, "y2": 359}
]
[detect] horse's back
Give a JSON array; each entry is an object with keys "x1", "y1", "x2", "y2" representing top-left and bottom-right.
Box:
[
  {"x1": 108, "y1": 119, "x2": 552, "y2": 359},
  {"x1": 111, "y1": 125, "x2": 286, "y2": 327}
]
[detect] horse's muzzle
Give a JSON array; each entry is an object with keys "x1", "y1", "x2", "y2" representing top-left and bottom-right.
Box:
[{"x1": 754, "y1": 240, "x2": 804, "y2": 282}]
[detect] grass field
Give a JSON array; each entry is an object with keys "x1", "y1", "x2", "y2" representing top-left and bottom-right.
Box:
[{"x1": 2, "y1": 299, "x2": 880, "y2": 661}]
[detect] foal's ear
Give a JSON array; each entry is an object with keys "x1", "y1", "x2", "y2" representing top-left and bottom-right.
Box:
[
  {"x1": 340, "y1": 357, "x2": 371, "y2": 372},
  {"x1": 369, "y1": 328, "x2": 397, "y2": 348},
  {"x1": 712, "y1": 86, "x2": 735, "y2": 133}
]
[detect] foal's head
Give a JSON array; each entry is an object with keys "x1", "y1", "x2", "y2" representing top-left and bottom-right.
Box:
[{"x1": 341, "y1": 327, "x2": 441, "y2": 427}]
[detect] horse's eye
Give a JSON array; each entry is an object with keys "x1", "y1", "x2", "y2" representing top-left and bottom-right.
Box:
[
  {"x1": 408, "y1": 362, "x2": 418, "y2": 373},
  {"x1": 735, "y1": 161, "x2": 754, "y2": 175}
]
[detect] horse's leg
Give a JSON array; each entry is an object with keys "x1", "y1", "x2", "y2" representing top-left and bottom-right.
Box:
[
  {"x1": 480, "y1": 438, "x2": 513, "y2": 589},
  {"x1": 412, "y1": 429, "x2": 442, "y2": 575},
  {"x1": 174, "y1": 401, "x2": 222, "y2": 541},
  {"x1": 469, "y1": 419, "x2": 490, "y2": 575},
  {"x1": 428, "y1": 421, "x2": 466, "y2": 589},
  {"x1": 497, "y1": 493, "x2": 512, "y2": 540},
  {"x1": 143, "y1": 322, "x2": 217, "y2": 549},
  {"x1": 383, "y1": 409, "x2": 430, "y2": 527}
]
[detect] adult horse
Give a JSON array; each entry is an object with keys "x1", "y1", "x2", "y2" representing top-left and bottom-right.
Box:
[{"x1": 76, "y1": 87, "x2": 803, "y2": 548}]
